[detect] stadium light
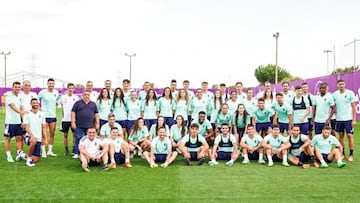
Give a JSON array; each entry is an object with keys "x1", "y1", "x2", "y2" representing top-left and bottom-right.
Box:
[
  {"x1": 323, "y1": 50, "x2": 332, "y2": 75},
  {"x1": 0, "y1": 51, "x2": 11, "y2": 87},
  {"x1": 273, "y1": 32, "x2": 279, "y2": 84},
  {"x1": 124, "y1": 53, "x2": 136, "y2": 82},
  {"x1": 344, "y1": 39, "x2": 360, "y2": 68}
]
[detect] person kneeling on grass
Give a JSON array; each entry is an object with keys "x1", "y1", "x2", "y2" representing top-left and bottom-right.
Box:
[
  {"x1": 311, "y1": 126, "x2": 346, "y2": 168},
  {"x1": 107, "y1": 127, "x2": 132, "y2": 169},
  {"x1": 208, "y1": 123, "x2": 239, "y2": 167},
  {"x1": 128, "y1": 118, "x2": 151, "y2": 157},
  {"x1": 79, "y1": 127, "x2": 109, "y2": 172},
  {"x1": 286, "y1": 125, "x2": 315, "y2": 169},
  {"x1": 239, "y1": 124, "x2": 265, "y2": 164},
  {"x1": 262, "y1": 124, "x2": 291, "y2": 167},
  {"x1": 143, "y1": 127, "x2": 178, "y2": 168},
  {"x1": 178, "y1": 123, "x2": 209, "y2": 165},
  {"x1": 23, "y1": 98, "x2": 47, "y2": 167}
]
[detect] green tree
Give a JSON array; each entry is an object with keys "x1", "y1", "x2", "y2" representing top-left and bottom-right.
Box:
[
  {"x1": 331, "y1": 66, "x2": 359, "y2": 75},
  {"x1": 254, "y1": 64, "x2": 291, "y2": 85}
]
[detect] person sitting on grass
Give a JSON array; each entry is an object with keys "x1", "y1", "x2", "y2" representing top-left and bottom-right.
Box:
[
  {"x1": 107, "y1": 127, "x2": 132, "y2": 169},
  {"x1": 286, "y1": 125, "x2": 314, "y2": 169},
  {"x1": 178, "y1": 123, "x2": 209, "y2": 165},
  {"x1": 208, "y1": 123, "x2": 239, "y2": 167},
  {"x1": 143, "y1": 127, "x2": 178, "y2": 168},
  {"x1": 79, "y1": 127, "x2": 109, "y2": 172},
  {"x1": 311, "y1": 126, "x2": 346, "y2": 168},
  {"x1": 239, "y1": 124, "x2": 265, "y2": 164},
  {"x1": 128, "y1": 117, "x2": 151, "y2": 157},
  {"x1": 262, "y1": 124, "x2": 290, "y2": 167}
]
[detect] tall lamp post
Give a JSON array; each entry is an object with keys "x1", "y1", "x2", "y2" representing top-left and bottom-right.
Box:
[
  {"x1": 323, "y1": 50, "x2": 332, "y2": 75},
  {"x1": 273, "y1": 32, "x2": 279, "y2": 84},
  {"x1": 1, "y1": 51, "x2": 11, "y2": 87},
  {"x1": 344, "y1": 39, "x2": 360, "y2": 68},
  {"x1": 124, "y1": 53, "x2": 136, "y2": 82}
]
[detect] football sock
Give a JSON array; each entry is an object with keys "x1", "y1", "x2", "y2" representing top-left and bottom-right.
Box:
[
  {"x1": 350, "y1": 150, "x2": 353, "y2": 156},
  {"x1": 6, "y1": 151, "x2": 11, "y2": 157},
  {"x1": 259, "y1": 153, "x2": 264, "y2": 160}
]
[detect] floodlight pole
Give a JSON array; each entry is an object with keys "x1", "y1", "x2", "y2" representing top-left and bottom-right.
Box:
[
  {"x1": 344, "y1": 39, "x2": 360, "y2": 68},
  {"x1": 273, "y1": 32, "x2": 279, "y2": 84},
  {"x1": 125, "y1": 53, "x2": 136, "y2": 82},
  {"x1": 1, "y1": 51, "x2": 11, "y2": 87},
  {"x1": 323, "y1": 50, "x2": 332, "y2": 75}
]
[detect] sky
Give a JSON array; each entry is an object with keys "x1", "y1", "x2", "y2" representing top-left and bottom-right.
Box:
[{"x1": 1, "y1": 0, "x2": 360, "y2": 88}]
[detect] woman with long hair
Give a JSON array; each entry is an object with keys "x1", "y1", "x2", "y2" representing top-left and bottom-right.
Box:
[
  {"x1": 149, "y1": 116, "x2": 170, "y2": 139},
  {"x1": 208, "y1": 89, "x2": 223, "y2": 129},
  {"x1": 128, "y1": 117, "x2": 150, "y2": 156},
  {"x1": 174, "y1": 88, "x2": 190, "y2": 126},
  {"x1": 170, "y1": 115, "x2": 188, "y2": 149},
  {"x1": 141, "y1": 88, "x2": 158, "y2": 129},
  {"x1": 111, "y1": 87, "x2": 128, "y2": 137},
  {"x1": 126, "y1": 91, "x2": 142, "y2": 134},
  {"x1": 232, "y1": 103, "x2": 251, "y2": 142},
  {"x1": 157, "y1": 87, "x2": 175, "y2": 127},
  {"x1": 96, "y1": 88, "x2": 112, "y2": 128}
]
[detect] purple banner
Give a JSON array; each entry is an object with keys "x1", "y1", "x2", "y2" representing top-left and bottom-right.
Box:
[{"x1": 1, "y1": 71, "x2": 360, "y2": 118}]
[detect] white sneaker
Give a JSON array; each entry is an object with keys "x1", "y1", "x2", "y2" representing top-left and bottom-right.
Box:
[
  {"x1": 258, "y1": 159, "x2": 266, "y2": 164},
  {"x1": 7, "y1": 156, "x2": 15, "y2": 163},
  {"x1": 72, "y1": 154, "x2": 79, "y2": 159},
  {"x1": 15, "y1": 153, "x2": 22, "y2": 161},
  {"x1": 42, "y1": 153, "x2": 47, "y2": 158},
  {"x1": 242, "y1": 159, "x2": 250, "y2": 164},
  {"x1": 47, "y1": 151, "x2": 57, "y2": 157},
  {"x1": 26, "y1": 160, "x2": 35, "y2": 167}
]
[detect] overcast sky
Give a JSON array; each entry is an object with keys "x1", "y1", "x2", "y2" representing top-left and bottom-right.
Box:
[{"x1": 1, "y1": 0, "x2": 360, "y2": 88}]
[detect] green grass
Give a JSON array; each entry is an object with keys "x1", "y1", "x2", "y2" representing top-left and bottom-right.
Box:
[{"x1": 0, "y1": 107, "x2": 359, "y2": 202}]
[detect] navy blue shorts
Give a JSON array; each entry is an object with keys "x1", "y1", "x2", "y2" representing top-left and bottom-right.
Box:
[
  {"x1": 330, "y1": 119, "x2": 336, "y2": 130},
  {"x1": 116, "y1": 120, "x2": 127, "y2": 129},
  {"x1": 4, "y1": 124, "x2": 23, "y2": 137},
  {"x1": 320, "y1": 153, "x2": 332, "y2": 163},
  {"x1": 61, "y1": 121, "x2": 74, "y2": 133},
  {"x1": 308, "y1": 118, "x2": 313, "y2": 131},
  {"x1": 296, "y1": 151, "x2": 311, "y2": 162},
  {"x1": 294, "y1": 122, "x2": 309, "y2": 135},
  {"x1": 335, "y1": 120, "x2": 353, "y2": 134},
  {"x1": 248, "y1": 151, "x2": 259, "y2": 160},
  {"x1": 256, "y1": 122, "x2": 271, "y2": 133},
  {"x1": 99, "y1": 119, "x2": 107, "y2": 128},
  {"x1": 272, "y1": 154, "x2": 282, "y2": 162},
  {"x1": 217, "y1": 151, "x2": 232, "y2": 160},
  {"x1": 314, "y1": 122, "x2": 326, "y2": 135},
  {"x1": 114, "y1": 152, "x2": 125, "y2": 164},
  {"x1": 189, "y1": 152, "x2": 198, "y2": 161},
  {"x1": 278, "y1": 122, "x2": 289, "y2": 134},
  {"x1": 127, "y1": 120, "x2": 136, "y2": 131},
  {"x1": 46, "y1": 118, "x2": 57, "y2": 123},
  {"x1": 164, "y1": 117, "x2": 174, "y2": 127},
  {"x1": 236, "y1": 127, "x2": 245, "y2": 135},
  {"x1": 145, "y1": 119, "x2": 157, "y2": 129},
  {"x1": 32, "y1": 142, "x2": 42, "y2": 157},
  {"x1": 155, "y1": 154, "x2": 167, "y2": 163}
]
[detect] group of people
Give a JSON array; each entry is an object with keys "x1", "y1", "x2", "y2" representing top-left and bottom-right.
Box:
[{"x1": 3, "y1": 78, "x2": 356, "y2": 171}]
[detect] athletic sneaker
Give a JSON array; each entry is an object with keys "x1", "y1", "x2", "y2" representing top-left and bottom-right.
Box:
[
  {"x1": 282, "y1": 162, "x2": 290, "y2": 167},
  {"x1": 348, "y1": 155, "x2": 354, "y2": 162},
  {"x1": 15, "y1": 153, "x2": 24, "y2": 161},
  {"x1": 47, "y1": 151, "x2": 57, "y2": 157},
  {"x1": 103, "y1": 164, "x2": 110, "y2": 171},
  {"x1": 320, "y1": 163, "x2": 328, "y2": 168},
  {"x1": 82, "y1": 163, "x2": 90, "y2": 172},
  {"x1": 258, "y1": 159, "x2": 266, "y2": 164},
  {"x1": 111, "y1": 163, "x2": 117, "y2": 169},
  {"x1": 7, "y1": 156, "x2": 15, "y2": 163},
  {"x1": 197, "y1": 157, "x2": 205, "y2": 165},
  {"x1": 208, "y1": 160, "x2": 217, "y2": 166},
  {"x1": 337, "y1": 162, "x2": 346, "y2": 168},
  {"x1": 26, "y1": 160, "x2": 35, "y2": 167},
  {"x1": 184, "y1": 158, "x2": 191, "y2": 166},
  {"x1": 137, "y1": 150, "x2": 143, "y2": 157},
  {"x1": 150, "y1": 163, "x2": 158, "y2": 168},
  {"x1": 242, "y1": 159, "x2": 250, "y2": 164},
  {"x1": 72, "y1": 154, "x2": 79, "y2": 159},
  {"x1": 41, "y1": 153, "x2": 47, "y2": 158},
  {"x1": 268, "y1": 161, "x2": 274, "y2": 167},
  {"x1": 124, "y1": 162, "x2": 132, "y2": 168},
  {"x1": 161, "y1": 163, "x2": 168, "y2": 168},
  {"x1": 226, "y1": 161, "x2": 234, "y2": 167}
]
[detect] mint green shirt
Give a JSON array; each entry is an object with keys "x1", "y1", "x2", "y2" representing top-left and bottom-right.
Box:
[
  {"x1": 271, "y1": 102, "x2": 292, "y2": 123},
  {"x1": 208, "y1": 100, "x2": 221, "y2": 123},
  {"x1": 313, "y1": 93, "x2": 335, "y2": 123},
  {"x1": 100, "y1": 122, "x2": 122, "y2": 138},
  {"x1": 264, "y1": 134, "x2": 286, "y2": 148},
  {"x1": 214, "y1": 134, "x2": 236, "y2": 152},
  {"x1": 141, "y1": 100, "x2": 158, "y2": 119},
  {"x1": 23, "y1": 110, "x2": 46, "y2": 142},
  {"x1": 241, "y1": 133, "x2": 263, "y2": 148},
  {"x1": 126, "y1": 99, "x2": 142, "y2": 120},
  {"x1": 129, "y1": 126, "x2": 149, "y2": 142},
  {"x1": 216, "y1": 112, "x2": 233, "y2": 127},
  {"x1": 149, "y1": 124, "x2": 170, "y2": 138},
  {"x1": 190, "y1": 97, "x2": 208, "y2": 119},
  {"x1": 5, "y1": 93, "x2": 22, "y2": 124},
  {"x1": 157, "y1": 97, "x2": 175, "y2": 117},
  {"x1": 151, "y1": 136, "x2": 172, "y2": 154},
  {"x1": 38, "y1": 89, "x2": 59, "y2": 118},
  {"x1": 226, "y1": 100, "x2": 240, "y2": 115},
  {"x1": 96, "y1": 99, "x2": 112, "y2": 120},
  {"x1": 191, "y1": 119, "x2": 213, "y2": 136},
  {"x1": 253, "y1": 107, "x2": 274, "y2": 123},
  {"x1": 111, "y1": 99, "x2": 128, "y2": 120},
  {"x1": 232, "y1": 114, "x2": 251, "y2": 128},
  {"x1": 311, "y1": 134, "x2": 341, "y2": 154},
  {"x1": 333, "y1": 89, "x2": 356, "y2": 121},
  {"x1": 107, "y1": 137, "x2": 124, "y2": 153},
  {"x1": 170, "y1": 124, "x2": 188, "y2": 143},
  {"x1": 174, "y1": 99, "x2": 190, "y2": 121}
]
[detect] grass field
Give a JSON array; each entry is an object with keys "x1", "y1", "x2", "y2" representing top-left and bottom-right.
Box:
[{"x1": 0, "y1": 107, "x2": 359, "y2": 202}]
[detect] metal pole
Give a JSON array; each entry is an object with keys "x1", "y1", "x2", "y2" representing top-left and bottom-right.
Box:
[
  {"x1": 323, "y1": 50, "x2": 332, "y2": 75},
  {"x1": 1, "y1": 51, "x2": 11, "y2": 87},
  {"x1": 273, "y1": 32, "x2": 279, "y2": 84},
  {"x1": 125, "y1": 53, "x2": 136, "y2": 82},
  {"x1": 344, "y1": 39, "x2": 360, "y2": 68}
]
